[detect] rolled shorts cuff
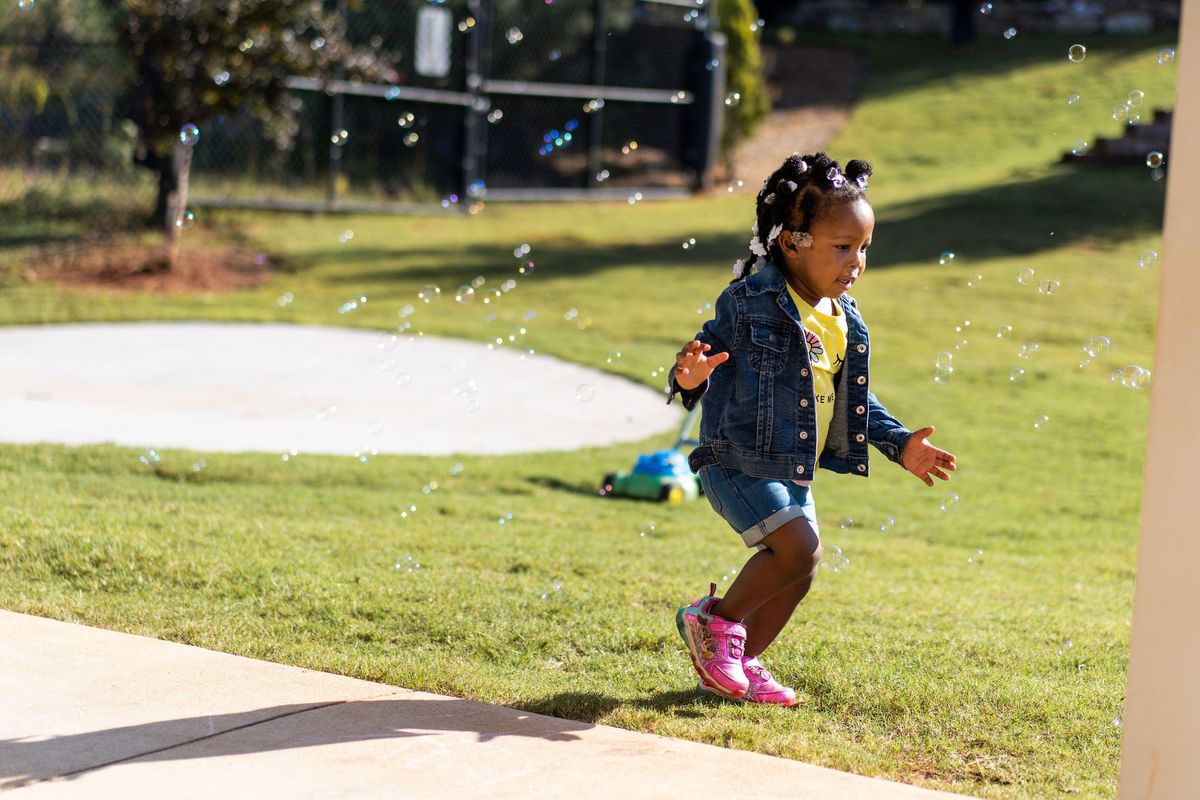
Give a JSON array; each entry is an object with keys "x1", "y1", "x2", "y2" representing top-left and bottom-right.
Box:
[{"x1": 740, "y1": 505, "x2": 811, "y2": 550}]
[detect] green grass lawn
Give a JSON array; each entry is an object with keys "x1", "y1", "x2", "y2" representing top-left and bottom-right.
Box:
[{"x1": 0, "y1": 33, "x2": 1179, "y2": 799}]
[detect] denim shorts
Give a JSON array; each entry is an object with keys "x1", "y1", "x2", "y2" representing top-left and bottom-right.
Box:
[{"x1": 698, "y1": 464, "x2": 820, "y2": 550}]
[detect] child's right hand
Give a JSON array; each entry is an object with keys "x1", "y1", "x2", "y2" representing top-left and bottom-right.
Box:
[{"x1": 674, "y1": 340, "x2": 730, "y2": 390}]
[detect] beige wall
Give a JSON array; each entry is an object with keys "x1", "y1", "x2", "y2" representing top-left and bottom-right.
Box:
[{"x1": 1118, "y1": 3, "x2": 1200, "y2": 798}]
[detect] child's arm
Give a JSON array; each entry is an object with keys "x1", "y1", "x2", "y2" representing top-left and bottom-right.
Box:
[
  {"x1": 867, "y1": 393, "x2": 957, "y2": 485},
  {"x1": 667, "y1": 288, "x2": 736, "y2": 410}
]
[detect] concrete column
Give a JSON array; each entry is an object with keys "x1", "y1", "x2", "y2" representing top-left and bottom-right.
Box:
[{"x1": 1117, "y1": 4, "x2": 1200, "y2": 799}]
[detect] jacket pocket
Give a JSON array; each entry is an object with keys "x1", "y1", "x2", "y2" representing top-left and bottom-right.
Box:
[{"x1": 747, "y1": 317, "x2": 790, "y2": 374}]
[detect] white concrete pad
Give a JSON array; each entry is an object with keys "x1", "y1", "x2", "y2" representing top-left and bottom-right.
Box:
[
  {"x1": 0, "y1": 611, "x2": 973, "y2": 799},
  {"x1": 0, "y1": 323, "x2": 681, "y2": 457}
]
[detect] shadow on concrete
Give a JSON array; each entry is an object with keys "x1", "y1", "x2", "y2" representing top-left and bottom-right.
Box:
[{"x1": 0, "y1": 695, "x2": 597, "y2": 790}]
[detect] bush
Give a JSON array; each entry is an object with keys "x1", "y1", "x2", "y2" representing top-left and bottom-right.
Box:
[{"x1": 717, "y1": 0, "x2": 771, "y2": 154}]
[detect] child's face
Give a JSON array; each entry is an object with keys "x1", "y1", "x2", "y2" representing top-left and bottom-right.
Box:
[{"x1": 782, "y1": 198, "x2": 875, "y2": 301}]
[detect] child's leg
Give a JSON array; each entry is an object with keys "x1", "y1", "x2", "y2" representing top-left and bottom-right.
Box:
[
  {"x1": 742, "y1": 572, "x2": 816, "y2": 659},
  {"x1": 709, "y1": 516, "x2": 822, "y2": 624}
]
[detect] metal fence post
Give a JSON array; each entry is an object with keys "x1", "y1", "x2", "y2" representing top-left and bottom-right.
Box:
[
  {"x1": 586, "y1": 0, "x2": 609, "y2": 189},
  {"x1": 327, "y1": 0, "x2": 349, "y2": 208},
  {"x1": 462, "y1": 0, "x2": 488, "y2": 208}
]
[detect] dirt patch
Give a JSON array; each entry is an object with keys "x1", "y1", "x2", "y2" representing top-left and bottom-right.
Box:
[
  {"x1": 23, "y1": 233, "x2": 278, "y2": 294},
  {"x1": 725, "y1": 44, "x2": 866, "y2": 186}
]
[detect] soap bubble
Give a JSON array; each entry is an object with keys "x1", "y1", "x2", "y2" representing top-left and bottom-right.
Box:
[
  {"x1": 354, "y1": 446, "x2": 379, "y2": 463},
  {"x1": 403, "y1": 132, "x2": 420, "y2": 147},
  {"x1": 940, "y1": 493, "x2": 959, "y2": 512},
  {"x1": 1033, "y1": 415, "x2": 1050, "y2": 429},
  {"x1": 878, "y1": 516, "x2": 896, "y2": 532},
  {"x1": 276, "y1": 292, "x2": 294, "y2": 307},
  {"x1": 996, "y1": 324, "x2": 1013, "y2": 338},
  {"x1": 1083, "y1": 336, "x2": 1111, "y2": 358},
  {"x1": 839, "y1": 518, "x2": 854, "y2": 530},
  {"x1": 396, "y1": 372, "x2": 413, "y2": 387},
  {"x1": 175, "y1": 209, "x2": 195, "y2": 230},
  {"x1": 338, "y1": 229, "x2": 354, "y2": 243},
  {"x1": 606, "y1": 351, "x2": 621, "y2": 365},
  {"x1": 1127, "y1": 89, "x2": 1145, "y2": 107},
  {"x1": 640, "y1": 521, "x2": 656, "y2": 537},
  {"x1": 418, "y1": 285, "x2": 440, "y2": 303},
  {"x1": 819, "y1": 543, "x2": 850, "y2": 572},
  {"x1": 1071, "y1": 140, "x2": 1089, "y2": 157},
  {"x1": 979, "y1": 2, "x2": 992, "y2": 14},
  {"x1": 394, "y1": 553, "x2": 421, "y2": 572},
  {"x1": 1158, "y1": 48, "x2": 1176, "y2": 66},
  {"x1": 1145, "y1": 151, "x2": 1164, "y2": 168},
  {"x1": 449, "y1": 463, "x2": 464, "y2": 476},
  {"x1": 1138, "y1": 250, "x2": 1159, "y2": 269},
  {"x1": 498, "y1": 512, "x2": 514, "y2": 526},
  {"x1": 954, "y1": 319, "x2": 970, "y2": 333},
  {"x1": 938, "y1": 250, "x2": 956, "y2": 265},
  {"x1": 724, "y1": 92, "x2": 741, "y2": 107},
  {"x1": 1115, "y1": 365, "x2": 1153, "y2": 389},
  {"x1": 455, "y1": 285, "x2": 475, "y2": 303},
  {"x1": 1017, "y1": 342, "x2": 1039, "y2": 359},
  {"x1": 933, "y1": 365, "x2": 954, "y2": 383},
  {"x1": 1067, "y1": 94, "x2": 1081, "y2": 106},
  {"x1": 935, "y1": 352, "x2": 954, "y2": 369},
  {"x1": 1112, "y1": 103, "x2": 1130, "y2": 122},
  {"x1": 966, "y1": 274, "x2": 983, "y2": 288},
  {"x1": 1067, "y1": 44, "x2": 1087, "y2": 62},
  {"x1": 1017, "y1": 267, "x2": 1035, "y2": 285},
  {"x1": 681, "y1": 238, "x2": 697, "y2": 250},
  {"x1": 505, "y1": 26, "x2": 524, "y2": 44},
  {"x1": 576, "y1": 384, "x2": 596, "y2": 402},
  {"x1": 1010, "y1": 367, "x2": 1025, "y2": 382},
  {"x1": 1003, "y1": 27, "x2": 1017, "y2": 40},
  {"x1": 179, "y1": 123, "x2": 200, "y2": 146},
  {"x1": 487, "y1": 109, "x2": 504, "y2": 123},
  {"x1": 1038, "y1": 279, "x2": 1061, "y2": 295},
  {"x1": 539, "y1": 581, "x2": 563, "y2": 600},
  {"x1": 138, "y1": 449, "x2": 161, "y2": 467},
  {"x1": 397, "y1": 112, "x2": 416, "y2": 128}
]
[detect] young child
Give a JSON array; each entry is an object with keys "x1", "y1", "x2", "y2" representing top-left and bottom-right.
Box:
[{"x1": 668, "y1": 152, "x2": 957, "y2": 706}]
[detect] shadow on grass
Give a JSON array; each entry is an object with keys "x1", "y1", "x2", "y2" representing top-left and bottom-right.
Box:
[{"x1": 306, "y1": 163, "x2": 1164, "y2": 289}]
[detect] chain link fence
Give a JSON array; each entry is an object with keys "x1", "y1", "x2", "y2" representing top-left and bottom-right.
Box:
[{"x1": 1, "y1": 0, "x2": 723, "y2": 264}]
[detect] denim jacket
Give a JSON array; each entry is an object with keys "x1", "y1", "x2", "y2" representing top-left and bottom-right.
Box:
[{"x1": 667, "y1": 260, "x2": 913, "y2": 480}]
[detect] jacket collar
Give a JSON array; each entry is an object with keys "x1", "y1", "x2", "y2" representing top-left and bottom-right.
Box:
[{"x1": 743, "y1": 259, "x2": 861, "y2": 318}]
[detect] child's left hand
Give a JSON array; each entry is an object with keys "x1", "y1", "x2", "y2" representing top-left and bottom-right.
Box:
[{"x1": 901, "y1": 426, "x2": 957, "y2": 487}]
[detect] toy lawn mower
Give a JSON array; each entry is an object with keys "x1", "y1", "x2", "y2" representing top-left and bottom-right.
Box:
[{"x1": 600, "y1": 407, "x2": 702, "y2": 503}]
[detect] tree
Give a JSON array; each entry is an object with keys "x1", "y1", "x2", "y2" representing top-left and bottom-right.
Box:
[
  {"x1": 717, "y1": 0, "x2": 770, "y2": 155},
  {"x1": 99, "y1": 0, "x2": 399, "y2": 231}
]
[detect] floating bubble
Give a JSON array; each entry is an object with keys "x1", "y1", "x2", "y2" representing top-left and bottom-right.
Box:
[
  {"x1": 1158, "y1": 48, "x2": 1176, "y2": 66},
  {"x1": 421, "y1": 480, "x2": 439, "y2": 494},
  {"x1": 1038, "y1": 279, "x2": 1061, "y2": 295},
  {"x1": 724, "y1": 92, "x2": 741, "y2": 107},
  {"x1": 276, "y1": 292, "x2": 294, "y2": 307},
  {"x1": 539, "y1": 581, "x2": 563, "y2": 600},
  {"x1": 1010, "y1": 367, "x2": 1025, "y2": 382},
  {"x1": 175, "y1": 209, "x2": 195, "y2": 230},
  {"x1": 498, "y1": 512, "x2": 514, "y2": 525},
  {"x1": 1002, "y1": 27, "x2": 1017, "y2": 40},
  {"x1": 394, "y1": 553, "x2": 421, "y2": 572},
  {"x1": 396, "y1": 372, "x2": 413, "y2": 387},
  {"x1": 138, "y1": 449, "x2": 161, "y2": 467},
  {"x1": 1017, "y1": 342, "x2": 1039, "y2": 359},
  {"x1": 1112, "y1": 103, "x2": 1130, "y2": 122},
  {"x1": 967, "y1": 274, "x2": 983, "y2": 288},
  {"x1": 563, "y1": 308, "x2": 579, "y2": 321},
  {"x1": 954, "y1": 319, "x2": 971, "y2": 333},
  {"x1": 938, "y1": 251, "x2": 956, "y2": 265},
  {"x1": 681, "y1": 237, "x2": 697, "y2": 250},
  {"x1": 338, "y1": 229, "x2": 354, "y2": 243},
  {"x1": 455, "y1": 285, "x2": 475, "y2": 303},
  {"x1": 1084, "y1": 336, "x2": 1111, "y2": 358},
  {"x1": 595, "y1": 169, "x2": 610, "y2": 182},
  {"x1": 449, "y1": 462, "x2": 464, "y2": 476},
  {"x1": 1116, "y1": 365, "x2": 1153, "y2": 389},
  {"x1": 839, "y1": 518, "x2": 854, "y2": 530},
  {"x1": 940, "y1": 493, "x2": 959, "y2": 512},
  {"x1": 179, "y1": 123, "x2": 200, "y2": 146},
  {"x1": 315, "y1": 404, "x2": 338, "y2": 420},
  {"x1": 819, "y1": 543, "x2": 850, "y2": 572},
  {"x1": 1067, "y1": 94, "x2": 1081, "y2": 106},
  {"x1": 397, "y1": 112, "x2": 416, "y2": 129},
  {"x1": 583, "y1": 98, "x2": 605, "y2": 113},
  {"x1": 576, "y1": 384, "x2": 596, "y2": 402},
  {"x1": 505, "y1": 27, "x2": 524, "y2": 44},
  {"x1": 1071, "y1": 140, "x2": 1089, "y2": 157},
  {"x1": 18, "y1": 0, "x2": 35, "y2": 8},
  {"x1": 330, "y1": 128, "x2": 349, "y2": 146},
  {"x1": 979, "y1": 2, "x2": 992, "y2": 14},
  {"x1": 1017, "y1": 266, "x2": 1036, "y2": 285},
  {"x1": 1033, "y1": 415, "x2": 1050, "y2": 429},
  {"x1": 933, "y1": 365, "x2": 954, "y2": 383},
  {"x1": 418, "y1": 285, "x2": 440, "y2": 303},
  {"x1": 466, "y1": 399, "x2": 481, "y2": 413},
  {"x1": 403, "y1": 132, "x2": 420, "y2": 147},
  {"x1": 749, "y1": 17, "x2": 764, "y2": 31},
  {"x1": 280, "y1": 448, "x2": 299, "y2": 462},
  {"x1": 192, "y1": 459, "x2": 206, "y2": 473},
  {"x1": 354, "y1": 446, "x2": 378, "y2": 463},
  {"x1": 1128, "y1": 89, "x2": 1145, "y2": 107},
  {"x1": 727, "y1": 179, "x2": 744, "y2": 193},
  {"x1": 996, "y1": 324, "x2": 1013, "y2": 338},
  {"x1": 879, "y1": 516, "x2": 896, "y2": 532},
  {"x1": 954, "y1": 339, "x2": 968, "y2": 351},
  {"x1": 1145, "y1": 151, "x2": 1164, "y2": 169},
  {"x1": 606, "y1": 351, "x2": 622, "y2": 365},
  {"x1": 1138, "y1": 250, "x2": 1159, "y2": 269},
  {"x1": 935, "y1": 352, "x2": 954, "y2": 369},
  {"x1": 967, "y1": 548, "x2": 983, "y2": 564},
  {"x1": 486, "y1": 109, "x2": 504, "y2": 124},
  {"x1": 1151, "y1": 167, "x2": 1165, "y2": 182},
  {"x1": 1067, "y1": 44, "x2": 1087, "y2": 63},
  {"x1": 640, "y1": 521, "x2": 656, "y2": 537}
]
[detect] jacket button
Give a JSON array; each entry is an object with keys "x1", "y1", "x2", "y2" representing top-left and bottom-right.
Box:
[
  {"x1": 856, "y1": 405, "x2": 865, "y2": 414},
  {"x1": 800, "y1": 368, "x2": 809, "y2": 377},
  {"x1": 855, "y1": 433, "x2": 866, "y2": 442},
  {"x1": 799, "y1": 431, "x2": 809, "y2": 440},
  {"x1": 800, "y1": 399, "x2": 809, "y2": 407},
  {"x1": 795, "y1": 466, "x2": 805, "y2": 474},
  {"x1": 857, "y1": 464, "x2": 866, "y2": 472},
  {"x1": 856, "y1": 376, "x2": 866, "y2": 385},
  {"x1": 856, "y1": 344, "x2": 867, "y2": 354}
]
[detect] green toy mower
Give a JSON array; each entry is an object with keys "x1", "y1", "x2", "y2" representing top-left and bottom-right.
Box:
[{"x1": 600, "y1": 408, "x2": 702, "y2": 503}]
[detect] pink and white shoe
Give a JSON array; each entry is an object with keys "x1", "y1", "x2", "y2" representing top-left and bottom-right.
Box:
[
  {"x1": 740, "y1": 657, "x2": 798, "y2": 706},
  {"x1": 696, "y1": 656, "x2": 798, "y2": 707},
  {"x1": 676, "y1": 583, "x2": 749, "y2": 699}
]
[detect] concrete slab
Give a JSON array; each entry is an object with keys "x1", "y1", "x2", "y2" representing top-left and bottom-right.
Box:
[
  {"x1": 0, "y1": 323, "x2": 681, "y2": 457},
  {"x1": 0, "y1": 611, "x2": 974, "y2": 799}
]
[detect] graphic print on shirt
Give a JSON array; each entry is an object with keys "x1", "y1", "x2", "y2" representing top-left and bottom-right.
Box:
[{"x1": 804, "y1": 329, "x2": 824, "y2": 359}]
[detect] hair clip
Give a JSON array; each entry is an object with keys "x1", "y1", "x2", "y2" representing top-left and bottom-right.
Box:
[
  {"x1": 790, "y1": 231, "x2": 813, "y2": 248},
  {"x1": 855, "y1": 174, "x2": 869, "y2": 192},
  {"x1": 827, "y1": 167, "x2": 845, "y2": 188},
  {"x1": 796, "y1": 159, "x2": 808, "y2": 173},
  {"x1": 763, "y1": 192, "x2": 775, "y2": 205}
]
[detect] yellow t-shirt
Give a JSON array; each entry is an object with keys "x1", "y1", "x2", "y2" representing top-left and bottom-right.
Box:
[{"x1": 785, "y1": 285, "x2": 848, "y2": 465}]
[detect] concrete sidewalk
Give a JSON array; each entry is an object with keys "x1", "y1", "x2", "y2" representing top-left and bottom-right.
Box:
[{"x1": 0, "y1": 611, "x2": 972, "y2": 799}]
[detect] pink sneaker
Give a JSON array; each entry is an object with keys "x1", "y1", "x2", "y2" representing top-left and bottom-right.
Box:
[
  {"x1": 676, "y1": 583, "x2": 748, "y2": 699},
  {"x1": 741, "y1": 657, "x2": 798, "y2": 706}
]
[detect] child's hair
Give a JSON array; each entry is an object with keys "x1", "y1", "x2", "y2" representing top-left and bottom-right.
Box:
[{"x1": 733, "y1": 152, "x2": 873, "y2": 279}]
